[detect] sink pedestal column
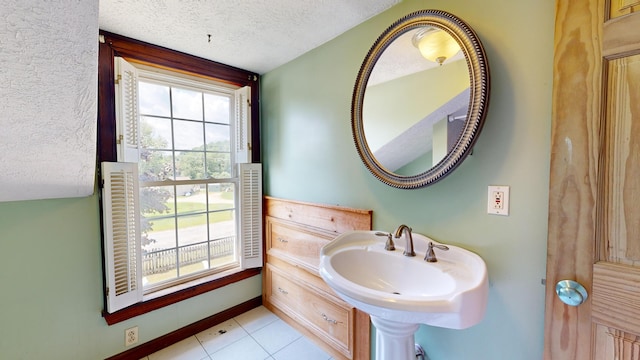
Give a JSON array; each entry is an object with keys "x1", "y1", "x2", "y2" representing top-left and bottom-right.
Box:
[{"x1": 370, "y1": 316, "x2": 420, "y2": 360}]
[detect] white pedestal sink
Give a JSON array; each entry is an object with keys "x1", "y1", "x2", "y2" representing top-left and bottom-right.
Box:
[{"x1": 319, "y1": 230, "x2": 488, "y2": 360}]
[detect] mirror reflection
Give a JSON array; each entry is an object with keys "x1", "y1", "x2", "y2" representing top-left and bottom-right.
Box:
[
  {"x1": 351, "y1": 10, "x2": 490, "y2": 189},
  {"x1": 363, "y1": 27, "x2": 469, "y2": 175}
]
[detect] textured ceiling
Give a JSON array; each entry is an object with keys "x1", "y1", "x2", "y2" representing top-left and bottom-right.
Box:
[{"x1": 99, "y1": 0, "x2": 400, "y2": 74}]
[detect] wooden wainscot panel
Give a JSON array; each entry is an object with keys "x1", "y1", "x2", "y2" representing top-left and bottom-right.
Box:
[
  {"x1": 263, "y1": 196, "x2": 372, "y2": 360},
  {"x1": 265, "y1": 215, "x2": 337, "y2": 273},
  {"x1": 264, "y1": 196, "x2": 372, "y2": 232},
  {"x1": 267, "y1": 264, "x2": 353, "y2": 358},
  {"x1": 266, "y1": 254, "x2": 346, "y2": 299}
]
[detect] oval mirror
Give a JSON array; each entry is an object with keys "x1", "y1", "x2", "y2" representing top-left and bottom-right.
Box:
[{"x1": 352, "y1": 10, "x2": 490, "y2": 189}]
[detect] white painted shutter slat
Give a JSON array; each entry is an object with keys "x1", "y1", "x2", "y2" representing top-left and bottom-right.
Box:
[
  {"x1": 239, "y1": 163, "x2": 262, "y2": 269},
  {"x1": 114, "y1": 57, "x2": 141, "y2": 163},
  {"x1": 235, "y1": 86, "x2": 251, "y2": 164},
  {"x1": 102, "y1": 162, "x2": 143, "y2": 312}
]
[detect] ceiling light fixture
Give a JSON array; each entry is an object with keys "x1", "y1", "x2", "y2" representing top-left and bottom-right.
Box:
[{"x1": 411, "y1": 27, "x2": 461, "y2": 66}]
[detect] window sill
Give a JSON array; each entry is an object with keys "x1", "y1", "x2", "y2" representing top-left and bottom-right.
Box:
[{"x1": 102, "y1": 267, "x2": 261, "y2": 325}]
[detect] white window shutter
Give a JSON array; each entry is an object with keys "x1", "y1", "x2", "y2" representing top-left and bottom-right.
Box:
[
  {"x1": 234, "y1": 86, "x2": 251, "y2": 164},
  {"x1": 101, "y1": 162, "x2": 143, "y2": 313},
  {"x1": 115, "y1": 57, "x2": 141, "y2": 163},
  {"x1": 239, "y1": 163, "x2": 262, "y2": 269}
]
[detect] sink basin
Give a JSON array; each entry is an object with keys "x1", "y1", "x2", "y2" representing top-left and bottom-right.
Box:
[{"x1": 319, "y1": 230, "x2": 488, "y2": 329}]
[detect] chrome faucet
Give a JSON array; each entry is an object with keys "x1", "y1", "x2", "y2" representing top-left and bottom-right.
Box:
[
  {"x1": 425, "y1": 241, "x2": 449, "y2": 262},
  {"x1": 375, "y1": 231, "x2": 395, "y2": 251},
  {"x1": 394, "y1": 224, "x2": 415, "y2": 257}
]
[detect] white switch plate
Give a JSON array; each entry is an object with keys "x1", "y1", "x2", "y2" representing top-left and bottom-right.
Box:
[{"x1": 488, "y1": 185, "x2": 509, "y2": 216}]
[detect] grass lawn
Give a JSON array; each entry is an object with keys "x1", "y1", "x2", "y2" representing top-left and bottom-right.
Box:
[{"x1": 144, "y1": 195, "x2": 235, "y2": 232}]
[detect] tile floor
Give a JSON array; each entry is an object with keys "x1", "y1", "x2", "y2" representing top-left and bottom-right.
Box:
[{"x1": 141, "y1": 306, "x2": 336, "y2": 360}]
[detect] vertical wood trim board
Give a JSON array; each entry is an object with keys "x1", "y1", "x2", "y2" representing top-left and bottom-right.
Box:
[{"x1": 544, "y1": 0, "x2": 603, "y2": 358}]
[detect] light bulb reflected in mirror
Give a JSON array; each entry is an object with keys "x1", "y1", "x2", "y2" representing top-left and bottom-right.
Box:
[{"x1": 412, "y1": 27, "x2": 461, "y2": 65}]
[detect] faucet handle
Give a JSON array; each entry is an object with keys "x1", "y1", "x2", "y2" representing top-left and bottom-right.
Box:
[
  {"x1": 424, "y1": 241, "x2": 449, "y2": 262},
  {"x1": 375, "y1": 232, "x2": 395, "y2": 251}
]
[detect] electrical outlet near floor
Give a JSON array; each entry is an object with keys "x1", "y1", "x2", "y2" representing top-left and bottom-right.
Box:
[
  {"x1": 125, "y1": 326, "x2": 138, "y2": 347},
  {"x1": 487, "y1": 185, "x2": 509, "y2": 216}
]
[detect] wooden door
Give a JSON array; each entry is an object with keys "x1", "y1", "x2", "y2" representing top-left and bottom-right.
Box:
[{"x1": 545, "y1": 0, "x2": 640, "y2": 359}]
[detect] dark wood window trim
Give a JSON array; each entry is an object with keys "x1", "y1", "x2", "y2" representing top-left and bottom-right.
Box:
[
  {"x1": 98, "y1": 31, "x2": 261, "y2": 325},
  {"x1": 98, "y1": 30, "x2": 260, "y2": 163},
  {"x1": 103, "y1": 269, "x2": 261, "y2": 325}
]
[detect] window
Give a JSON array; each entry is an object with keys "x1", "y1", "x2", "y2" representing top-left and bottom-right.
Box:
[
  {"x1": 98, "y1": 32, "x2": 262, "y2": 321},
  {"x1": 136, "y1": 73, "x2": 240, "y2": 290}
]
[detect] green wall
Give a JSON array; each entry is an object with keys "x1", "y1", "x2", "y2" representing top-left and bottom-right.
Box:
[
  {"x1": 261, "y1": 1, "x2": 554, "y2": 359},
  {"x1": 0, "y1": 195, "x2": 261, "y2": 358}
]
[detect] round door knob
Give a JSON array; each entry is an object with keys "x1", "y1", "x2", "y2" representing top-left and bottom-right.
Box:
[{"x1": 555, "y1": 280, "x2": 588, "y2": 306}]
